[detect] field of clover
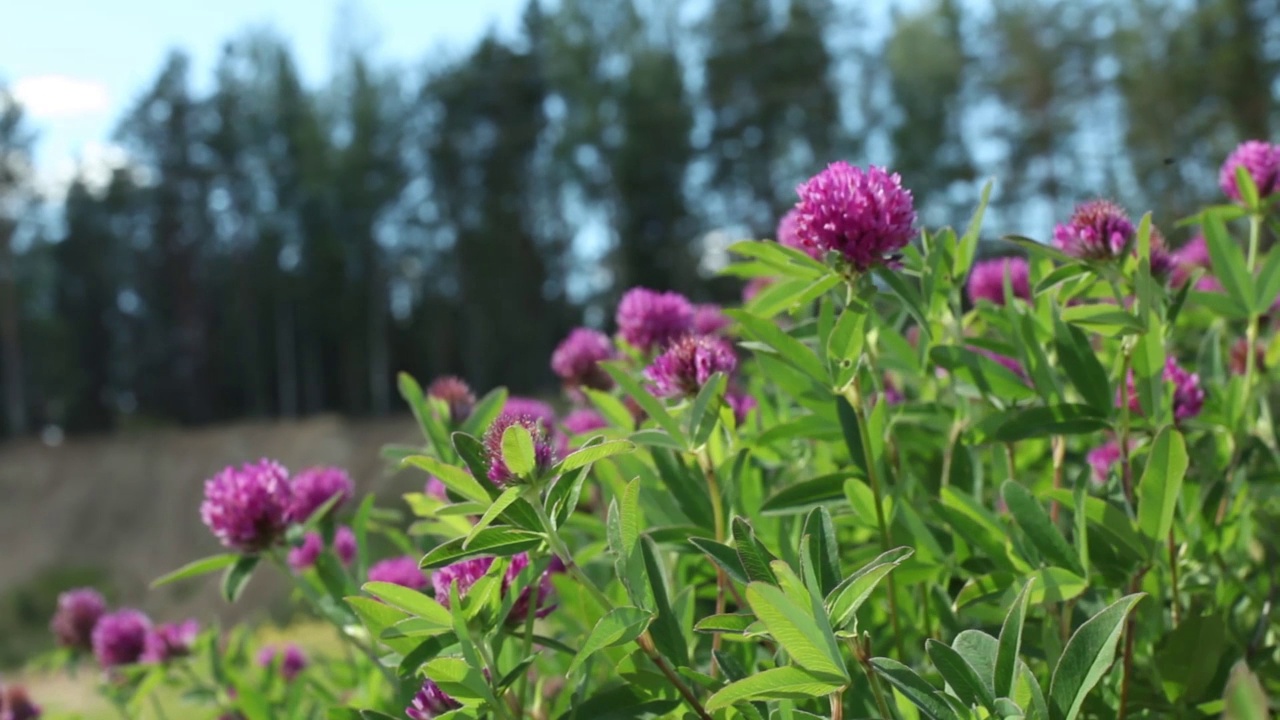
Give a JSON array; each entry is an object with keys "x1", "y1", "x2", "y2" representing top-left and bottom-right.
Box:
[{"x1": 12, "y1": 139, "x2": 1280, "y2": 720}]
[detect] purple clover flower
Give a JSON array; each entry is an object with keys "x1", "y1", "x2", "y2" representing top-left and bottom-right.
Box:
[
  {"x1": 368, "y1": 556, "x2": 429, "y2": 591},
  {"x1": 334, "y1": 526, "x2": 357, "y2": 566},
  {"x1": 503, "y1": 397, "x2": 558, "y2": 430},
  {"x1": 692, "y1": 304, "x2": 731, "y2": 336},
  {"x1": 971, "y1": 346, "x2": 1028, "y2": 381},
  {"x1": 257, "y1": 644, "x2": 307, "y2": 682},
  {"x1": 424, "y1": 477, "x2": 448, "y2": 501},
  {"x1": 562, "y1": 409, "x2": 608, "y2": 437},
  {"x1": 288, "y1": 466, "x2": 354, "y2": 523},
  {"x1": 792, "y1": 162, "x2": 917, "y2": 272},
  {"x1": 1119, "y1": 357, "x2": 1205, "y2": 422},
  {"x1": 484, "y1": 412, "x2": 558, "y2": 485},
  {"x1": 92, "y1": 609, "x2": 152, "y2": 668},
  {"x1": 200, "y1": 459, "x2": 292, "y2": 553},
  {"x1": 142, "y1": 620, "x2": 199, "y2": 663},
  {"x1": 551, "y1": 328, "x2": 616, "y2": 392},
  {"x1": 616, "y1": 288, "x2": 694, "y2": 353},
  {"x1": 1220, "y1": 140, "x2": 1280, "y2": 203},
  {"x1": 287, "y1": 532, "x2": 324, "y2": 572},
  {"x1": 0, "y1": 686, "x2": 41, "y2": 720},
  {"x1": 50, "y1": 587, "x2": 106, "y2": 651},
  {"x1": 406, "y1": 677, "x2": 462, "y2": 719},
  {"x1": 427, "y1": 376, "x2": 476, "y2": 424},
  {"x1": 645, "y1": 335, "x2": 738, "y2": 398},
  {"x1": 967, "y1": 257, "x2": 1031, "y2": 306},
  {"x1": 1148, "y1": 229, "x2": 1177, "y2": 281},
  {"x1": 777, "y1": 207, "x2": 821, "y2": 260},
  {"x1": 432, "y1": 553, "x2": 562, "y2": 623},
  {"x1": 742, "y1": 277, "x2": 773, "y2": 303},
  {"x1": 1087, "y1": 441, "x2": 1122, "y2": 486},
  {"x1": 725, "y1": 389, "x2": 757, "y2": 425},
  {"x1": 1053, "y1": 200, "x2": 1135, "y2": 261}
]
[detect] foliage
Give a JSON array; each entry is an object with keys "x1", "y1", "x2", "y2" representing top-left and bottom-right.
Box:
[{"x1": 20, "y1": 149, "x2": 1280, "y2": 720}]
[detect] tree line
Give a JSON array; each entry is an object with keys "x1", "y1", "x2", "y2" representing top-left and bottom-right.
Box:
[{"x1": 0, "y1": 0, "x2": 1275, "y2": 437}]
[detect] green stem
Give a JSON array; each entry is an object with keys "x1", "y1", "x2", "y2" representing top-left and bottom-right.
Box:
[
  {"x1": 150, "y1": 694, "x2": 170, "y2": 720},
  {"x1": 516, "y1": 576, "x2": 539, "y2": 718},
  {"x1": 476, "y1": 637, "x2": 517, "y2": 720},
  {"x1": 266, "y1": 552, "x2": 396, "y2": 686},
  {"x1": 697, "y1": 450, "x2": 730, "y2": 676},
  {"x1": 830, "y1": 689, "x2": 845, "y2": 720},
  {"x1": 533, "y1": 498, "x2": 713, "y2": 720},
  {"x1": 1247, "y1": 212, "x2": 1263, "y2": 273},
  {"x1": 1118, "y1": 348, "x2": 1136, "y2": 508},
  {"x1": 843, "y1": 384, "x2": 905, "y2": 659},
  {"x1": 851, "y1": 638, "x2": 893, "y2": 720}
]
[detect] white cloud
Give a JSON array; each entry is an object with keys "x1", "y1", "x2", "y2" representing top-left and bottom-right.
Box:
[{"x1": 12, "y1": 74, "x2": 110, "y2": 120}]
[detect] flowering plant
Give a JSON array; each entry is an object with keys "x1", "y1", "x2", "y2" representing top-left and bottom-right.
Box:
[{"x1": 27, "y1": 144, "x2": 1280, "y2": 719}]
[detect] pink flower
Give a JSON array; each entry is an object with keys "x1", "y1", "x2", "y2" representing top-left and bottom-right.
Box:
[{"x1": 792, "y1": 162, "x2": 917, "y2": 271}]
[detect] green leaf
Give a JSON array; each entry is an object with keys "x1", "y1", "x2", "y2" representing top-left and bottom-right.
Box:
[
  {"x1": 995, "y1": 578, "x2": 1035, "y2": 699},
  {"x1": 1045, "y1": 490, "x2": 1145, "y2": 563},
  {"x1": 1052, "y1": 317, "x2": 1112, "y2": 415},
  {"x1": 1202, "y1": 212, "x2": 1253, "y2": 313},
  {"x1": 1136, "y1": 427, "x2": 1188, "y2": 554},
  {"x1": 803, "y1": 507, "x2": 842, "y2": 596},
  {"x1": 460, "y1": 386, "x2": 508, "y2": 438},
  {"x1": 951, "y1": 630, "x2": 998, "y2": 699},
  {"x1": 694, "y1": 613, "x2": 756, "y2": 634},
  {"x1": 425, "y1": 656, "x2": 491, "y2": 702},
  {"x1": 760, "y1": 472, "x2": 855, "y2": 515},
  {"x1": 955, "y1": 180, "x2": 993, "y2": 277},
  {"x1": 1223, "y1": 660, "x2": 1271, "y2": 720},
  {"x1": 585, "y1": 388, "x2": 633, "y2": 430},
  {"x1": 501, "y1": 423, "x2": 536, "y2": 477},
  {"x1": 151, "y1": 553, "x2": 238, "y2": 589},
  {"x1": 825, "y1": 546, "x2": 914, "y2": 631},
  {"x1": 1002, "y1": 482, "x2": 1085, "y2": 576},
  {"x1": 746, "y1": 582, "x2": 846, "y2": 679},
  {"x1": 568, "y1": 606, "x2": 653, "y2": 676},
  {"x1": 555, "y1": 685, "x2": 679, "y2": 720},
  {"x1": 558, "y1": 440, "x2": 635, "y2": 472},
  {"x1": 1255, "y1": 246, "x2": 1280, "y2": 315},
  {"x1": 871, "y1": 658, "x2": 960, "y2": 720},
  {"x1": 688, "y1": 537, "x2": 749, "y2": 585},
  {"x1": 464, "y1": 486, "x2": 524, "y2": 549},
  {"x1": 979, "y1": 404, "x2": 1109, "y2": 443},
  {"x1": 955, "y1": 568, "x2": 1086, "y2": 610},
  {"x1": 403, "y1": 455, "x2": 489, "y2": 505},
  {"x1": 928, "y1": 639, "x2": 998, "y2": 712},
  {"x1": 640, "y1": 535, "x2": 688, "y2": 665},
  {"x1": 733, "y1": 517, "x2": 779, "y2": 585},
  {"x1": 398, "y1": 372, "x2": 453, "y2": 457},
  {"x1": 931, "y1": 345, "x2": 1037, "y2": 402},
  {"x1": 687, "y1": 372, "x2": 727, "y2": 446},
  {"x1": 1155, "y1": 613, "x2": 1226, "y2": 704},
  {"x1": 221, "y1": 554, "x2": 259, "y2": 603},
  {"x1": 1048, "y1": 594, "x2": 1145, "y2": 720},
  {"x1": 1060, "y1": 305, "x2": 1145, "y2": 336},
  {"x1": 728, "y1": 309, "x2": 830, "y2": 385},
  {"x1": 603, "y1": 362, "x2": 687, "y2": 446},
  {"x1": 420, "y1": 528, "x2": 543, "y2": 569},
  {"x1": 705, "y1": 666, "x2": 845, "y2": 712},
  {"x1": 361, "y1": 582, "x2": 452, "y2": 627},
  {"x1": 875, "y1": 266, "x2": 930, "y2": 330}
]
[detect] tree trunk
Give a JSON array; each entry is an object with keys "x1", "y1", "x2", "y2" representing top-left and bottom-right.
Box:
[{"x1": 0, "y1": 224, "x2": 26, "y2": 435}]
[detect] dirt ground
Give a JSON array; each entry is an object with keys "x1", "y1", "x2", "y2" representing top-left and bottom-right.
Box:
[{"x1": 0, "y1": 414, "x2": 423, "y2": 627}]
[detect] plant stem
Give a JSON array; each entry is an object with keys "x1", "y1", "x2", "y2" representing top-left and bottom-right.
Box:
[
  {"x1": 638, "y1": 635, "x2": 716, "y2": 720},
  {"x1": 697, "y1": 450, "x2": 729, "y2": 677},
  {"x1": 843, "y1": 385, "x2": 904, "y2": 659},
  {"x1": 535, "y1": 499, "x2": 713, "y2": 720},
  {"x1": 1247, "y1": 212, "x2": 1263, "y2": 273},
  {"x1": 476, "y1": 637, "x2": 517, "y2": 720},
  {"x1": 1050, "y1": 435, "x2": 1065, "y2": 524},
  {"x1": 851, "y1": 638, "x2": 893, "y2": 720},
  {"x1": 1117, "y1": 569, "x2": 1147, "y2": 720},
  {"x1": 830, "y1": 689, "x2": 845, "y2": 720},
  {"x1": 266, "y1": 552, "x2": 396, "y2": 686},
  {"x1": 516, "y1": 574, "x2": 540, "y2": 717},
  {"x1": 1168, "y1": 532, "x2": 1182, "y2": 627},
  {"x1": 1118, "y1": 348, "x2": 1136, "y2": 508}
]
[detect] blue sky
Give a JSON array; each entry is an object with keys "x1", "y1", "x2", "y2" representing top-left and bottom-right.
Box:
[{"x1": 2, "y1": 0, "x2": 526, "y2": 189}]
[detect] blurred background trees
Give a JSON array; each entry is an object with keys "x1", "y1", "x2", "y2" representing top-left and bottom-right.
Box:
[{"x1": 0, "y1": 0, "x2": 1276, "y2": 437}]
